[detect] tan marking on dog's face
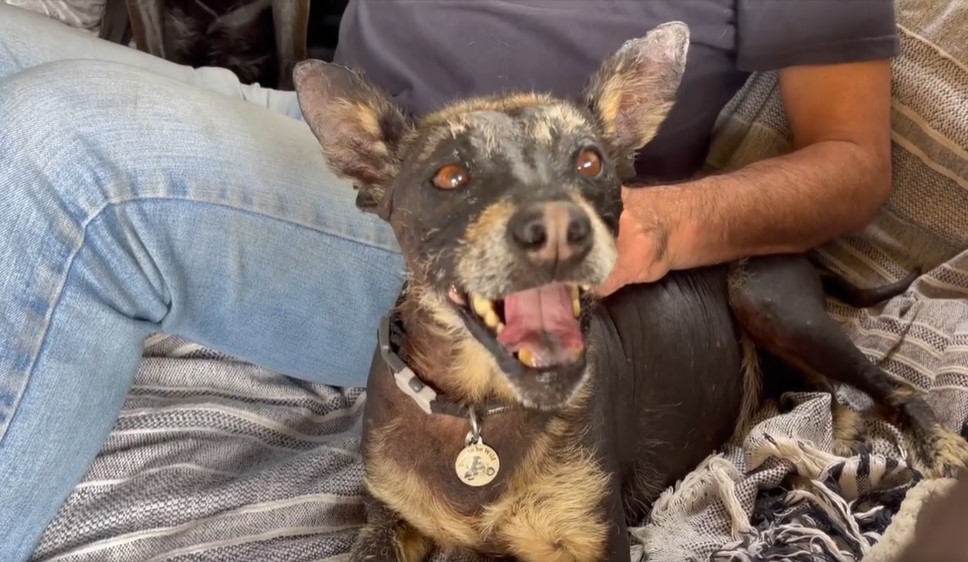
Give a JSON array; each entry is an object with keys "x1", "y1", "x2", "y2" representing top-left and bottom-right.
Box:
[
  {"x1": 453, "y1": 200, "x2": 519, "y2": 299},
  {"x1": 462, "y1": 199, "x2": 516, "y2": 248},
  {"x1": 405, "y1": 285, "x2": 518, "y2": 402}
]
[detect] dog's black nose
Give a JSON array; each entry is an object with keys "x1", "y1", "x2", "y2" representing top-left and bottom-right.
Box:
[{"x1": 508, "y1": 201, "x2": 592, "y2": 268}]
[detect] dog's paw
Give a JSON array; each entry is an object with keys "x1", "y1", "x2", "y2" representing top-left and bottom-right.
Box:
[
  {"x1": 349, "y1": 545, "x2": 398, "y2": 562},
  {"x1": 348, "y1": 527, "x2": 400, "y2": 562},
  {"x1": 349, "y1": 522, "x2": 434, "y2": 562},
  {"x1": 830, "y1": 403, "x2": 871, "y2": 458},
  {"x1": 912, "y1": 426, "x2": 968, "y2": 479}
]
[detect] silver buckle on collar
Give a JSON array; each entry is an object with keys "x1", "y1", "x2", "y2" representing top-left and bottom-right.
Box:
[
  {"x1": 379, "y1": 314, "x2": 437, "y2": 415},
  {"x1": 393, "y1": 366, "x2": 437, "y2": 415}
]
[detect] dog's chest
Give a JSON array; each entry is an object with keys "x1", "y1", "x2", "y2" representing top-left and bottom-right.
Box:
[{"x1": 366, "y1": 418, "x2": 612, "y2": 560}]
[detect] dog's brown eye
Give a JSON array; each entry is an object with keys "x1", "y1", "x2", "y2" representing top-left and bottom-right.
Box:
[
  {"x1": 577, "y1": 149, "x2": 602, "y2": 178},
  {"x1": 432, "y1": 164, "x2": 470, "y2": 190}
]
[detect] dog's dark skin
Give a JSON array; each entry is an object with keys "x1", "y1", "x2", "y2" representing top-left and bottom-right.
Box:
[
  {"x1": 292, "y1": 22, "x2": 968, "y2": 562},
  {"x1": 123, "y1": 0, "x2": 308, "y2": 89}
]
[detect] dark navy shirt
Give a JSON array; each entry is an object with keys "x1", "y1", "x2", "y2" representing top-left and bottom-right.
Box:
[{"x1": 333, "y1": 0, "x2": 898, "y2": 182}]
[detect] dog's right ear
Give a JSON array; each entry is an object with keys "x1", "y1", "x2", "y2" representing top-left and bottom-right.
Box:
[
  {"x1": 578, "y1": 22, "x2": 689, "y2": 177},
  {"x1": 293, "y1": 60, "x2": 412, "y2": 219}
]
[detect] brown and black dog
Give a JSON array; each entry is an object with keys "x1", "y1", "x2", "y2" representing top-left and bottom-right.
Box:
[{"x1": 292, "y1": 22, "x2": 968, "y2": 562}]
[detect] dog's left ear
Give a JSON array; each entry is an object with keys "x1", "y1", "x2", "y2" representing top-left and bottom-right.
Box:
[
  {"x1": 579, "y1": 22, "x2": 689, "y2": 168},
  {"x1": 293, "y1": 60, "x2": 412, "y2": 220}
]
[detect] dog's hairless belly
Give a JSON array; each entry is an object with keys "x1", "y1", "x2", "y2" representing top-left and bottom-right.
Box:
[{"x1": 586, "y1": 265, "x2": 745, "y2": 500}]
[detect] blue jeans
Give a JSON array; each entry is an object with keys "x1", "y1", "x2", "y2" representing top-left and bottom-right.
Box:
[{"x1": 0, "y1": 5, "x2": 405, "y2": 559}]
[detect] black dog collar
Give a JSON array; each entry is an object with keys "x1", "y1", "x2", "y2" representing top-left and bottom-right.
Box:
[{"x1": 377, "y1": 312, "x2": 507, "y2": 419}]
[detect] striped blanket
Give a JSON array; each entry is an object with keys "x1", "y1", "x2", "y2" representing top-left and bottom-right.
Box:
[{"x1": 29, "y1": 0, "x2": 968, "y2": 560}]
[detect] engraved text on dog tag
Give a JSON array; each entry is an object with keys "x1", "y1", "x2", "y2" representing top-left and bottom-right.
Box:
[{"x1": 455, "y1": 441, "x2": 500, "y2": 486}]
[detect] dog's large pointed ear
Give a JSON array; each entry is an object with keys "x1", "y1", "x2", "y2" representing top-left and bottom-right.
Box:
[
  {"x1": 579, "y1": 22, "x2": 689, "y2": 168},
  {"x1": 293, "y1": 60, "x2": 412, "y2": 220}
]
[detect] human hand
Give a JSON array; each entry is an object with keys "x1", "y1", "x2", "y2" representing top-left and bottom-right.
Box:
[{"x1": 593, "y1": 185, "x2": 676, "y2": 297}]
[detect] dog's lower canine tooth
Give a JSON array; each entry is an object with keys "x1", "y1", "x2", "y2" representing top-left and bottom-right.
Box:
[
  {"x1": 518, "y1": 348, "x2": 536, "y2": 368},
  {"x1": 471, "y1": 293, "x2": 495, "y2": 317},
  {"x1": 496, "y1": 322, "x2": 505, "y2": 335},
  {"x1": 485, "y1": 310, "x2": 501, "y2": 328},
  {"x1": 572, "y1": 298, "x2": 581, "y2": 318}
]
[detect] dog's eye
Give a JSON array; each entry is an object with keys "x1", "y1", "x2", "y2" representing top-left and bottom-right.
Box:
[
  {"x1": 432, "y1": 164, "x2": 470, "y2": 190},
  {"x1": 576, "y1": 148, "x2": 603, "y2": 178}
]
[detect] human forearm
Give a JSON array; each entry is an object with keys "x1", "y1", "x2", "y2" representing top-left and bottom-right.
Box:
[
  {"x1": 594, "y1": 59, "x2": 894, "y2": 295},
  {"x1": 645, "y1": 139, "x2": 891, "y2": 271}
]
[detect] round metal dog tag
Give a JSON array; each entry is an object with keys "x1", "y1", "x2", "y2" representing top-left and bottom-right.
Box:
[{"x1": 455, "y1": 441, "x2": 500, "y2": 487}]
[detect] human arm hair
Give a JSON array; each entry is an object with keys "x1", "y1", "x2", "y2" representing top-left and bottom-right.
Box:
[{"x1": 635, "y1": 58, "x2": 893, "y2": 271}]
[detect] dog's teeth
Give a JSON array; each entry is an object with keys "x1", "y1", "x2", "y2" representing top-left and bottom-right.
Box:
[
  {"x1": 568, "y1": 284, "x2": 581, "y2": 317},
  {"x1": 580, "y1": 284, "x2": 591, "y2": 291},
  {"x1": 496, "y1": 322, "x2": 505, "y2": 335},
  {"x1": 517, "y1": 348, "x2": 537, "y2": 368},
  {"x1": 471, "y1": 293, "x2": 494, "y2": 317},
  {"x1": 484, "y1": 310, "x2": 501, "y2": 329}
]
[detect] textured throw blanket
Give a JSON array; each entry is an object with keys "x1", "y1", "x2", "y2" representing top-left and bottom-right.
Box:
[
  {"x1": 30, "y1": 0, "x2": 968, "y2": 560},
  {"x1": 637, "y1": 3, "x2": 968, "y2": 559}
]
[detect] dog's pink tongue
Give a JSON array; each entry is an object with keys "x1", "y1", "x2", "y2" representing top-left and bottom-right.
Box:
[{"x1": 497, "y1": 283, "x2": 583, "y2": 368}]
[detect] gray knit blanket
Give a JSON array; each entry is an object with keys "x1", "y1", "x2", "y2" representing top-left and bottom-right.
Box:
[{"x1": 29, "y1": 1, "x2": 968, "y2": 560}]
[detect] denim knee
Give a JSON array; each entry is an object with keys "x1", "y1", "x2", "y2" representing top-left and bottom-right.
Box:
[
  {"x1": 0, "y1": 59, "x2": 169, "y2": 381},
  {"x1": 1, "y1": 57, "x2": 406, "y2": 389},
  {"x1": 0, "y1": 60, "x2": 155, "y2": 222}
]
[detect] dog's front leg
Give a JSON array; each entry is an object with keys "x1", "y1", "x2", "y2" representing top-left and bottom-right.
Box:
[
  {"x1": 727, "y1": 254, "x2": 968, "y2": 478},
  {"x1": 603, "y1": 489, "x2": 632, "y2": 562},
  {"x1": 351, "y1": 496, "x2": 435, "y2": 562}
]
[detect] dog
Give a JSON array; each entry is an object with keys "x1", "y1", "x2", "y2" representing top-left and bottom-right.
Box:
[
  {"x1": 123, "y1": 0, "x2": 309, "y2": 89},
  {"x1": 291, "y1": 22, "x2": 968, "y2": 562}
]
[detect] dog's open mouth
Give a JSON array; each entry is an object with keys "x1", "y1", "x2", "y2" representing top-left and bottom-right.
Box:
[{"x1": 448, "y1": 282, "x2": 588, "y2": 369}]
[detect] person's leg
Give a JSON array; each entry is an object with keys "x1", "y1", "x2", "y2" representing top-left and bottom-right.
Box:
[
  {"x1": 0, "y1": 58, "x2": 404, "y2": 559},
  {"x1": 0, "y1": 3, "x2": 301, "y2": 117}
]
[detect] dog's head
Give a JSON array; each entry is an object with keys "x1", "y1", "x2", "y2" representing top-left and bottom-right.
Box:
[{"x1": 294, "y1": 22, "x2": 689, "y2": 410}]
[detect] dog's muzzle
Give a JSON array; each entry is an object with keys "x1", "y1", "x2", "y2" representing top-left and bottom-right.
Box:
[{"x1": 506, "y1": 200, "x2": 593, "y2": 272}]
